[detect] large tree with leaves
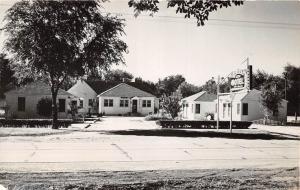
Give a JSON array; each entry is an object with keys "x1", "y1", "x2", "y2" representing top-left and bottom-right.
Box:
[
  {"x1": 103, "y1": 69, "x2": 134, "y2": 83},
  {"x1": 260, "y1": 81, "x2": 283, "y2": 119},
  {"x1": 283, "y1": 64, "x2": 300, "y2": 116},
  {"x1": 0, "y1": 54, "x2": 16, "y2": 98},
  {"x1": 177, "y1": 81, "x2": 200, "y2": 98},
  {"x1": 157, "y1": 74, "x2": 185, "y2": 97},
  {"x1": 3, "y1": 0, "x2": 127, "y2": 129},
  {"x1": 129, "y1": 0, "x2": 243, "y2": 26}
]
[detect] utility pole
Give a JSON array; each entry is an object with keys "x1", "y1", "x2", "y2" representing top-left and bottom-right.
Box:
[
  {"x1": 229, "y1": 93, "x2": 234, "y2": 134},
  {"x1": 284, "y1": 72, "x2": 287, "y2": 100},
  {"x1": 217, "y1": 76, "x2": 220, "y2": 130}
]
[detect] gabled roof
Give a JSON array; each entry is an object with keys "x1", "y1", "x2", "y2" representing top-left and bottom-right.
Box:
[
  {"x1": 85, "y1": 80, "x2": 156, "y2": 96},
  {"x1": 86, "y1": 81, "x2": 119, "y2": 94},
  {"x1": 4, "y1": 81, "x2": 76, "y2": 97},
  {"x1": 195, "y1": 92, "x2": 217, "y2": 101},
  {"x1": 98, "y1": 83, "x2": 156, "y2": 97},
  {"x1": 182, "y1": 91, "x2": 216, "y2": 102}
]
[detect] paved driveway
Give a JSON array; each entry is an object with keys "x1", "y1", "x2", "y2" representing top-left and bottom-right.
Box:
[{"x1": 0, "y1": 117, "x2": 299, "y2": 172}]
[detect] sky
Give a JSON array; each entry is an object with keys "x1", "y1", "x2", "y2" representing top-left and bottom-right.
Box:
[{"x1": 0, "y1": 1, "x2": 300, "y2": 86}]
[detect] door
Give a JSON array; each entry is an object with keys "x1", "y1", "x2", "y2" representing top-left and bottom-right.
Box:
[{"x1": 132, "y1": 100, "x2": 137, "y2": 113}]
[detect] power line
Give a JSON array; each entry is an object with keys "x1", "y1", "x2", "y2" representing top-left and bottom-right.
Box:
[
  {"x1": 121, "y1": 16, "x2": 300, "y2": 30},
  {"x1": 103, "y1": 11, "x2": 300, "y2": 30}
]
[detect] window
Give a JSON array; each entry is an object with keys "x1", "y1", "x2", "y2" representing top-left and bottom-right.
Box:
[
  {"x1": 147, "y1": 100, "x2": 151, "y2": 107},
  {"x1": 142, "y1": 100, "x2": 151, "y2": 107},
  {"x1": 215, "y1": 104, "x2": 217, "y2": 113},
  {"x1": 79, "y1": 100, "x2": 83, "y2": 108},
  {"x1": 104, "y1": 99, "x2": 108, "y2": 107},
  {"x1": 58, "y1": 99, "x2": 66, "y2": 112},
  {"x1": 18, "y1": 97, "x2": 25, "y2": 111},
  {"x1": 104, "y1": 99, "x2": 113, "y2": 107},
  {"x1": 109, "y1": 99, "x2": 113, "y2": 107},
  {"x1": 192, "y1": 104, "x2": 194, "y2": 113},
  {"x1": 88, "y1": 99, "x2": 93, "y2": 107},
  {"x1": 120, "y1": 99, "x2": 129, "y2": 107},
  {"x1": 228, "y1": 103, "x2": 231, "y2": 117},
  {"x1": 237, "y1": 103, "x2": 240, "y2": 115},
  {"x1": 242, "y1": 103, "x2": 248, "y2": 115},
  {"x1": 195, "y1": 104, "x2": 200, "y2": 114},
  {"x1": 223, "y1": 103, "x2": 226, "y2": 118}
]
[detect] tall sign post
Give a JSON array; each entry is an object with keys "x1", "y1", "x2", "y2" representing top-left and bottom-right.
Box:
[{"x1": 216, "y1": 58, "x2": 252, "y2": 133}]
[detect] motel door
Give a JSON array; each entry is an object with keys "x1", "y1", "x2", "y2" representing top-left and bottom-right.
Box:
[{"x1": 132, "y1": 100, "x2": 137, "y2": 113}]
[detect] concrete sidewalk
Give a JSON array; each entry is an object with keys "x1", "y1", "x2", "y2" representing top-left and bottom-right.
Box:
[{"x1": 251, "y1": 124, "x2": 300, "y2": 137}]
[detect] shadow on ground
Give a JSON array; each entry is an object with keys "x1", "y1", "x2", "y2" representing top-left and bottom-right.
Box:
[{"x1": 107, "y1": 129, "x2": 299, "y2": 140}]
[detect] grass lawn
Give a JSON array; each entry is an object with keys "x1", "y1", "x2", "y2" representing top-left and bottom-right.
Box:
[{"x1": 0, "y1": 168, "x2": 298, "y2": 190}]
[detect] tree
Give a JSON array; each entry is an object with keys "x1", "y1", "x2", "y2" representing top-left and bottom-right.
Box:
[
  {"x1": 4, "y1": 1, "x2": 127, "y2": 129},
  {"x1": 161, "y1": 92, "x2": 182, "y2": 119},
  {"x1": 200, "y1": 78, "x2": 217, "y2": 94},
  {"x1": 157, "y1": 74, "x2": 185, "y2": 96},
  {"x1": 177, "y1": 81, "x2": 200, "y2": 98},
  {"x1": 252, "y1": 70, "x2": 269, "y2": 90},
  {"x1": 104, "y1": 69, "x2": 134, "y2": 83},
  {"x1": 0, "y1": 54, "x2": 16, "y2": 98},
  {"x1": 128, "y1": 0, "x2": 243, "y2": 26},
  {"x1": 283, "y1": 64, "x2": 300, "y2": 116},
  {"x1": 260, "y1": 81, "x2": 283, "y2": 119},
  {"x1": 134, "y1": 77, "x2": 158, "y2": 96}
]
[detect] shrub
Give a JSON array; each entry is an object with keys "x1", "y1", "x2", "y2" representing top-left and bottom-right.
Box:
[
  {"x1": 0, "y1": 118, "x2": 72, "y2": 128},
  {"x1": 161, "y1": 92, "x2": 182, "y2": 119},
  {"x1": 37, "y1": 98, "x2": 52, "y2": 117},
  {"x1": 156, "y1": 120, "x2": 252, "y2": 129},
  {"x1": 205, "y1": 112, "x2": 214, "y2": 120},
  {"x1": 145, "y1": 114, "x2": 171, "y2": 121}
]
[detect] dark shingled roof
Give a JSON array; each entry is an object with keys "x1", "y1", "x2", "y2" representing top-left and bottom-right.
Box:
[
  {"x1": 99, "y1": 83, "x2": 156, "y2": 97},
  {"x1": 194, "y1": 92, "x2": 217, "y2": 102},
  {"x1": 86, "y1": 81, "x2": 119, "y2": 94},
  {"x1": 85, "y1": 80, "x2": 156, "y2": 96},
  {"x1": 5, "y1": 81, "x2": 76, "y2": 97}
]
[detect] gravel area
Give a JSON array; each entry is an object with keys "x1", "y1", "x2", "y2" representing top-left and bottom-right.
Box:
[{"x1": 0, "y1": 167, "x2": 298, "y2": 190}]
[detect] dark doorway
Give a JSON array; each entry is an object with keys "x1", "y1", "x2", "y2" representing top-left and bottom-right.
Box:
[{"x1": 132, "y1": 100, "x2": 137, "y2": 113}]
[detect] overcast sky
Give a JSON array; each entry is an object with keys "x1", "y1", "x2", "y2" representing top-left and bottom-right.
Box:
[{"x1": 0, "y1": 1, "x2": 300, "y2": 86}]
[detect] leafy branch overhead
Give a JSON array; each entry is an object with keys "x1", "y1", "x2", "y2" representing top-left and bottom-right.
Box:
[
  {"x1": 128, "y1": 0, "x2": 243, "y2": 26},
  {"x1": 4, "y1": 0, "x2": 127, "y2": 84}
]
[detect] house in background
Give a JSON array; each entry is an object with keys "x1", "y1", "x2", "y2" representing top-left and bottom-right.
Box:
[
  {"x1": 5, "y1": 81, "x2": 79, "y2": 119},
  {"x1": 98, "y1": 83, "x2": 158, "y2": 116},
  {"x1": 181, "y1": 91, "x2": 217, "y2": 120},
  {"x1": 215, "y1": 89, "x2": 287, "y2": 122},
  {"x1": 68, "y1": 80, "x2": 159, "y2": 116},
  {"x1": 67, "y1": 80, "x2": 116, "y2": 115}
]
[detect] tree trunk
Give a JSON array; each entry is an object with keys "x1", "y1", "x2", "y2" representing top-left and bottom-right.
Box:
[{"x1": 51, "y1": 87, "x2": 59, "y2": 129}]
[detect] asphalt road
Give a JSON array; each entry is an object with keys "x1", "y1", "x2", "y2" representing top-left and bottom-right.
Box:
[{"x1": 0, "y1": 117, "x2": 299, "y2": 172}]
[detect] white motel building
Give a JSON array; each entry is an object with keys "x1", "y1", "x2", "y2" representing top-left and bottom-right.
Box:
[{"x1": 182, "y1": 65, "x2": 287, "y2": 122}]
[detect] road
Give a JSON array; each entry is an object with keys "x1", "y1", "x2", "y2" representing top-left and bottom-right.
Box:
[{"x1": 0, "y1": 117, "x2": 299, "y2": 172}]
